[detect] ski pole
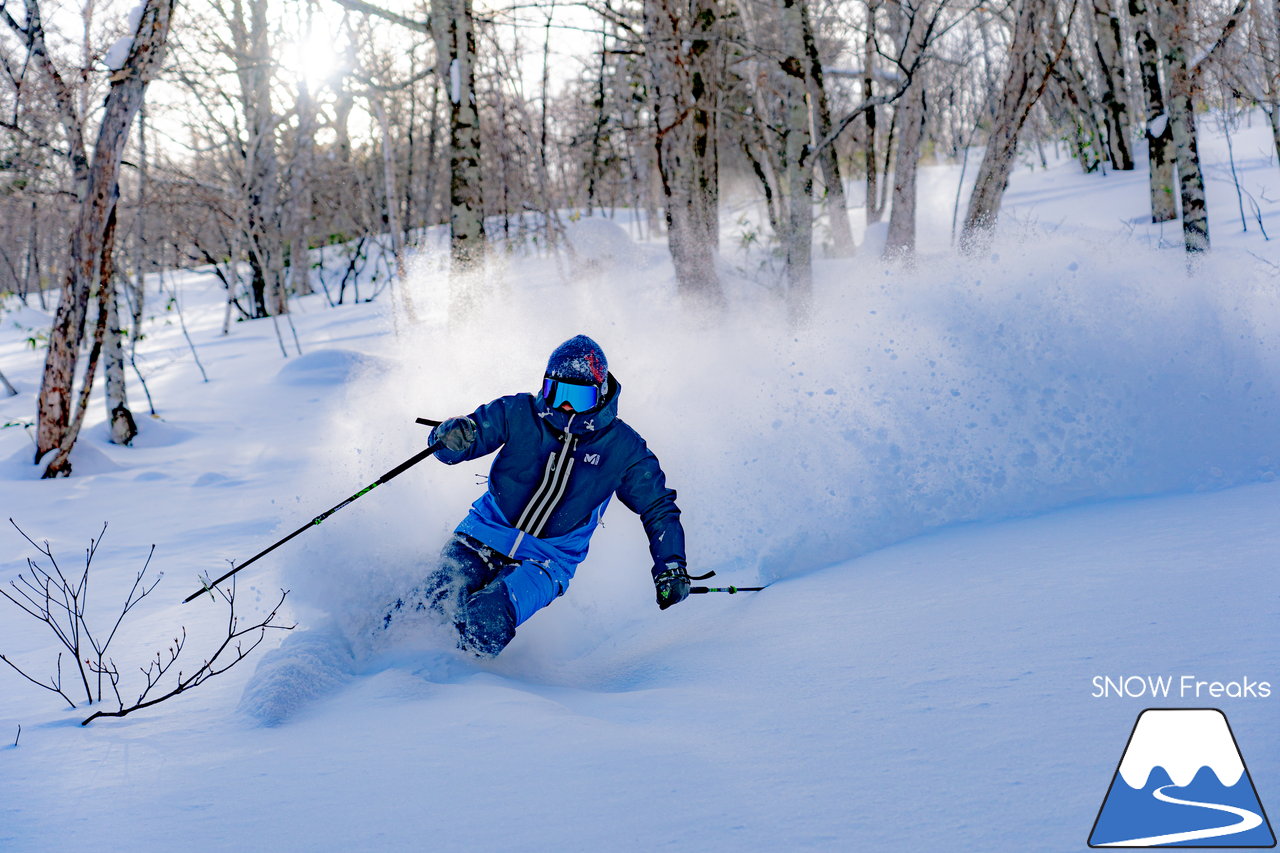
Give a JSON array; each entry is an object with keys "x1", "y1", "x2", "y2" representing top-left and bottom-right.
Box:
[
  {"x1": 690, "y1": 585, "x2": 767, "y2": 594},
  {"x1": 184, "y1": 429, "x2": 445, "y2": 603}
]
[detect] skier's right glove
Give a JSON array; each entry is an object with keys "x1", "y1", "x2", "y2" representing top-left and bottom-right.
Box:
[
  {"x1": 432, "y1": 416, "x2": 477, "y2": 454},
  {"x1": 654, "y1": 564, "x2": 691, "y2": 610}
]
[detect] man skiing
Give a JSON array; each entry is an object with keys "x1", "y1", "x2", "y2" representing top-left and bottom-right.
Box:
[{"x1": 382, "y1": 335, "x2": 691, "y2": 656}]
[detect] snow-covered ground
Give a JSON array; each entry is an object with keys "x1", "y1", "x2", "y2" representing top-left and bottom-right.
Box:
[{"x1": 2, "y1": 115, "x2": 1279, "y2": 851}]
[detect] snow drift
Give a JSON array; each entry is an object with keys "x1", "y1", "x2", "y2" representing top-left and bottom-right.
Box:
[{"x1": 278, "y1": 219, "x2": 1280, "y2": 643}]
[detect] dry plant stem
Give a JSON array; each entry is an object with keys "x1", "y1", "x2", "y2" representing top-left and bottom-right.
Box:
[
  {"x1": 81, "y1": 580, "x2": 292, "y2": 725},
  {"x1": 1, "y1": 519, "x2": 109, "y2": 704}
]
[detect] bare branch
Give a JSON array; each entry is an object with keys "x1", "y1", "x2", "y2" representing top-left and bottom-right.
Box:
[
  {"x1": 0, "y1": 652, "x2": 76, "y2": 708},
  {"x1": 82, "y1": 585, "x2": 292, "y2": 725},
  {"x1": 329, "y1": 0, "x2": 430, "y2": 33}
]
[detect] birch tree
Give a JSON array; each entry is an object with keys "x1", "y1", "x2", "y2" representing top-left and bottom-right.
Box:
[
  {"x1": 884, "y1": 0, "x2": 933, "y2": 258},
  {"x1": 1090, "y1": 0, "x2": 1134, "y2": 170},
  {"x1": 425, "y1": 0, "x2": 486, "y2": 292},
  {"x1": 1157, "y1": 0, "x2": 1247, "y2": 252},
  {"x1": 1129, "y1": 0, "x2": 1178, "y2": 221},
  {"x1": 230, "y1": 0, "x2": 287, "y2": 316},
  {"x1": 800, "y1": 0, "x2": 855, "y2": 256},
  {"x1": 29, "y1": 0, "x2": 177, "y2": 474},
  {"x1": 1161, "y1": 0, "x2": 1209, "y2": 252},
  {"x1": 863, "y1": 0, "x2": 884, "y2": 225},
  {"x1": 960, "y1": 0, "x2": 1060, "y2": 252},
  {"x1": 644, "y1": 0, "x2": 725, "y2": 306}
]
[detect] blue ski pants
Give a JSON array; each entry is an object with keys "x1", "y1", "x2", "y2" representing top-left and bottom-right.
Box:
[{"x1": 382, "y1": 533, "x2": 518, "y2": 657}]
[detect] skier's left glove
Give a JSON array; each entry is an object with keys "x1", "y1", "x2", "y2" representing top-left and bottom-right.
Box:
[
  {"x1": 432, "y1": 416, "x2": 477, "y2": 454},
  {"x1": 654, "y1": 564, "x2": 691, "y2": 610}
]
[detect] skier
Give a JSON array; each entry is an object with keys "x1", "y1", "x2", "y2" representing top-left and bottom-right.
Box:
[{"x1": 381, "y1": 335, "x2": 691, "y2": 656}]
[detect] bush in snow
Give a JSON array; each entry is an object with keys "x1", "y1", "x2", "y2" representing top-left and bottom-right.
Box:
[{"x1": 0, "y1": 520, "x2": 291, "y2": 725}]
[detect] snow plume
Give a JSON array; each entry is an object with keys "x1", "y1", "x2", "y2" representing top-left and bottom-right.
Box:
[{"x1": 280, "y1": 221, "x2": 1280, "y2": 649}]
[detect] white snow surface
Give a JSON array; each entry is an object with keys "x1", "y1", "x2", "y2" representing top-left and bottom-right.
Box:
[{"x1": 1, "y1": 115, "x2": 1279, "y2": 851}]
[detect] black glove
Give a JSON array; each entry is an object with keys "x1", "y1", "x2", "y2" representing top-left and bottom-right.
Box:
[
  {"x1": 654, "y1": 564, "x2": 691, "y2": 610},
  {"x1": 433, "y1": 416, "x2": 476, "y2": 454}
]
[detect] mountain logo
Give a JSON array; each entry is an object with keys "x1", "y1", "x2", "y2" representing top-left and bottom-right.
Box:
[{"x1": 1089, "y1": 708, "x2": 1276, "y2": 848}]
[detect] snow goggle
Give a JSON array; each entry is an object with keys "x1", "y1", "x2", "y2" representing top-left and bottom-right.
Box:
[{"x1": 541, "y1": 376, "x2": 601, "y2": 413}]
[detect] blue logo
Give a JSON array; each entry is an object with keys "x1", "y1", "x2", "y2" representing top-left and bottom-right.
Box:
[{"x1": 1089, "y1": 709, "x2": 1275, "y2": 847}]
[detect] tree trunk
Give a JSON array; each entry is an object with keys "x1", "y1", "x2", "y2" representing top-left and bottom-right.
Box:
[
  {"x1": 644, "y1": 0, "x2": 724, "y2": 306},
  {"x1": 1252, "y1": 0, "x2": 1280, "y2": 170},
  {"x1": 1129, "y1": 0, "x2": 1178, "y2": 221},
  {"x1": 1091, "y1": 0, "x2": 1134, "y2": 170},
  {"x1": 863, "y1": 0, "x2": 882, "y2": 224},
  {"x1": 1055, "y1": 53, "x2": 1107, "y2": 173},
  {"x1": 288, "y1": 77, "x2": 316, "y2": 298},
  {"x1": 44, "y1": 204, "x2": 116, "y2": 477},
  {"x1": 131, "y1": 105, "x2": 149, "y2": 343},
  {"x1": 884, "y1": 82, "x2": 925, "y2": 258},
  {"x1": 234, "y1": 0, "x2": 285, "y2": 317},
  {"x1": 103, "y1": 243, "x2": 137, "y2": 446},
  {"x1": 23, "y1": 201, "x2": 38, "y2": 303},
  {"x1": 433, "y1": 0, "x2": 486, "y2": 283},
  {"x1": 801, "y1": 0, "x2": 854, "y2": 257},
  {"x1": 781, "y1": 0, "x2": 814, "y2": 323},
  {"x1": 1162, "y1": 0, "x2": 1209, "y2": 252},
  {"x1": 883, "y1": 0, "x2": 931, "y2": 259},
  {"x1": 371, "y1": 96, "x2": 415, "y2": 322},
  {"x1": 35, "y1": 0, "x2": 176, "y2": 465},
  {"x1": 690, "y1": 0, "x2": 722, "y2": 261},
  {"x1": 1271, "y1": 106, "x2": 1280, "y2": 171},
  {"x1": 960, "y1": 0, "x2": 1053, "y2": 252}
]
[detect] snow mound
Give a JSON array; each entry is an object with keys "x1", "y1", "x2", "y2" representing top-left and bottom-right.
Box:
[
  {"x1": 1, "y1": 304, "x2": 53, "y2": 331},
  {"x1": 274, "y1": 349, "x2": 387, "y2": 387},
  {"x1": 238, "y1": 626, "x2": 356, "y2": 726},
  {"x1": 0, "y1": 440, "x2": 122, "y2": 479},
  {"x1": 565, "y1": 217, "x2": 639, "y2": 271},
  {"x1": 107, "y1": 417, "x2": 194, "y2": 448}
]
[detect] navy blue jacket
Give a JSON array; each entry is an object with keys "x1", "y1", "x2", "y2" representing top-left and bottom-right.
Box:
[{"x1": 432, "y1": 375, "x2": 686, "y2": 624}]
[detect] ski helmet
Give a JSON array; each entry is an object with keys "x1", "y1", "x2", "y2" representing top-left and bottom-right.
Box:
[{"x1": 541, "y1": 335, "x2": 608, "y2": 413}]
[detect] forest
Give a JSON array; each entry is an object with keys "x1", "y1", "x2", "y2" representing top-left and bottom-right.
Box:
[{"x1": 1, "y1": 0, "x2": 1277, "y2": 477}]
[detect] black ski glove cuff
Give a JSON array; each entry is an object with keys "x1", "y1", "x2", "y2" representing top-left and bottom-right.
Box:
[{"x1": 654, "y1": 565, "x2": 691, "y2": 610}]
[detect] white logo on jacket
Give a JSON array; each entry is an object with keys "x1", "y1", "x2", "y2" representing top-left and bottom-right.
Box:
[{"x1": 583, "y1": 453, "x2": 601, "y2": 466}]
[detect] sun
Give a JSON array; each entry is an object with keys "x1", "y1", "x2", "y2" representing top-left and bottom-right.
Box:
[{"x1": 278, "y1": 10, "x2": 347, "y2": 90}]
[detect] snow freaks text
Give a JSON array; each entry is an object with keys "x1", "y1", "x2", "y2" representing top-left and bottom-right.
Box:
[{"x1": 1091, "y1": 676, "x2": 1273, "y2": 700}]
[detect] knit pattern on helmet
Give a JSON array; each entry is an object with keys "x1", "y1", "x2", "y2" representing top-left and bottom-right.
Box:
[{"x1": 545, "y1": 335, "x2": 608, "y2": 384}]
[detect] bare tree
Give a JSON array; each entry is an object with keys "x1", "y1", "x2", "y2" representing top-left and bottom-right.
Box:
[
  {"x1": 863, "y1": 0, "x2": 885, "y2": 225},
  {"x1": 1, "y1": 521, "x2": 158, "y2": 708},
  {"x1": 1129, "y1": 0, "x2": 1178, "y2": 222},
  {"x1": 0, "y1": 520, "x2": 291, "y2": 725},
  {"x1": 644, "y1": 0, "x2": 725, "y2": 307},
  {"x1": 29, "y1": 0, "x2": 177, "y2": 474},
  {"x1": 1161, "y1": 0, "x2": 1210, "y2": 252},
  {"x1": 103, "y1": 255, "x2": 137, "y2": 445},
  {"x1": 884, "y1": 0, "x2": 934, "y2": 258},
  {"x1": 1090, "y1": 0, "x2": 1134, "y2": 170},
  {"x1": 960, "y1": 0, "x2": 1063, "y2": 252},
  {"x1": 800, "y1": 0, "x2": 855, "y2": 256},
  {"x1": 433, "y1": 0, "x2": 487, "y2": 283}
]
